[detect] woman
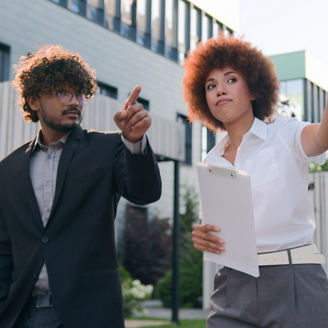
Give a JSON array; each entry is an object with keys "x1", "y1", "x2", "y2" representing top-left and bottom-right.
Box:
[{"x1": 183, "y1": 36, "x2": 328, "y2": 327}]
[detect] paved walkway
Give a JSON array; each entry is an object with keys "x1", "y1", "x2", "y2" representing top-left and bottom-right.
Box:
[
  {"x1": 125, "y1": 300, "x2": 209, "y2": 327},
  {"x1": 125, "y1": 319, "x2": 168, "y2": 327}
]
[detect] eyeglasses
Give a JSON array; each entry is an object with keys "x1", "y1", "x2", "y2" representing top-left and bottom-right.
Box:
[{"x1": 55, "y1": 90, "x2": 86, "y2": 107}]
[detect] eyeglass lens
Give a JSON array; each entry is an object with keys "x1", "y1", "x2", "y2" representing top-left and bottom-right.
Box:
[{"x1": 56, "y1": 91, "x2": 85, "y2": 106}]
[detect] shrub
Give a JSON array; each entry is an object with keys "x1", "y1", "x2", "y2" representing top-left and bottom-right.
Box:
[{"x1": 120, "y1": 265, "x2": 153, "y2": 317}]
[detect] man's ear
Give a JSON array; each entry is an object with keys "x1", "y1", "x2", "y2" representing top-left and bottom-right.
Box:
[{"x1": 27, "y1": 96, "x2": 40, "y2": 111}]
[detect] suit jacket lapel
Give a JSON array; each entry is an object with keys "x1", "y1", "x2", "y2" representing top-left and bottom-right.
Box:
[
  {"x1": 17, "y1": 139, "x2": 44, "y2": 231},
  {"x1": 50, "y1": 125, "x2": 83, "y2": 216}
]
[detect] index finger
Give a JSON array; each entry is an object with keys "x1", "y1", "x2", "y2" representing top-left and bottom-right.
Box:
[
  {"x1": 124, "y1": 85, "x2": 142, "y2": 109},
  {"x1": 196, "y1": 224, "x2": 220, "y2": 232}
]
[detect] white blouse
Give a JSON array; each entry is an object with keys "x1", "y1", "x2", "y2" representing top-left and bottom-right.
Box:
[{"x1": 204, "y1": 117, "x2": 326, "y2": 253}]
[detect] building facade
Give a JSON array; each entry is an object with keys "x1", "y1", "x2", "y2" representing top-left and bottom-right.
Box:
[
  {"x1": 0, "y1": 0, "x2": 238, "y2": 212},
  {"x1": 271, "y1": 50, "x2": 328, "y2": 123}
]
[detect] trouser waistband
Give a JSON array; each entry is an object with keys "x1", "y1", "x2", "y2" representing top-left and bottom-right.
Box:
[{"x1": 258, "y1": 244, "x2": 326, "y2": 266}]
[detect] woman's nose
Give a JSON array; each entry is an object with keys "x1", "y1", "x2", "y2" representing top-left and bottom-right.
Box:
[{"x1": 216, "y1": 84, "x2": 226, "y2": 96}]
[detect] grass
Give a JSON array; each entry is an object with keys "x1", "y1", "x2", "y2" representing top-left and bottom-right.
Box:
[{"x1": 138, "y1": 319, "x2": 206, "y2": 328}]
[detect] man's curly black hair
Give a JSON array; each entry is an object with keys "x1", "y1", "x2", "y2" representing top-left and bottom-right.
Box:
[{"x1": 13, "y1": 45, "x2": 97, "y2": 122}]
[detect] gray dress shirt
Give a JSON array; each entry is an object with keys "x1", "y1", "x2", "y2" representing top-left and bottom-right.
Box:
[{"x1": 29, "y1": 132, "x2": 68, "y2": 294}]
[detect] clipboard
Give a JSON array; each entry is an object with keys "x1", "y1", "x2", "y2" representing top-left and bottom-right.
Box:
[{"x1": 196, "y1": 162, "x2": 259, "y2": 277}]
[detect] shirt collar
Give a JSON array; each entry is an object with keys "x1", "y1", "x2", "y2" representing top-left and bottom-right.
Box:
[
  {"x1": 246, "y1": 117, "x2": 268, "y2": 141},
  {"x1": 207, "y1": 118, "x2": 268, "y2": 159},
  {"x1": 31, "y1": 130, "x2": 70, "y2": 152}
]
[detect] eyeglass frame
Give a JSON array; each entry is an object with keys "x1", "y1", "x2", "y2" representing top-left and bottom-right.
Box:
[{"x1": 55, "y1": 90, "x2": 86, "y2": 107}]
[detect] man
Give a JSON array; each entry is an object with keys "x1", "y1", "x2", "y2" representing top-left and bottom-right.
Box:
[{"x1": 0, "y1": 45, "x2": 161, "y2": 327}]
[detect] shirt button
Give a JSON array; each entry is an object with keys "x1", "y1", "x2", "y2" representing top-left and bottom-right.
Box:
[{"x1": 41, "y1": 237, "x2": 49, "y2": 244}]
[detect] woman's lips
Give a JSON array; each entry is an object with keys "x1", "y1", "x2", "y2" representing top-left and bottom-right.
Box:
[{"x1": 216, "y1": 99, "x2": 231, "y2": 106}]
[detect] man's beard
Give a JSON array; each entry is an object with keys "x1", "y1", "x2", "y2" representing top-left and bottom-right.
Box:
[{"x1": 40, "y1": 105, "x2": 82, "y2": 132}]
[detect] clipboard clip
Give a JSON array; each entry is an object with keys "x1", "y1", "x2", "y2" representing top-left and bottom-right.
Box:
[{"x1": 208, "y1": 166, "x2": 236, "y2": 179}]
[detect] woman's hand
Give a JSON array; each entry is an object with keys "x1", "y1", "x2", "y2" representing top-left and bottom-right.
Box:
[{"x1": 191, "y1": 224, "x2": 225, "y2": 254}]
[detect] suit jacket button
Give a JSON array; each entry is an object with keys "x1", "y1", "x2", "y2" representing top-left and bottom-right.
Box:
[{"x1": 41, "y1": 237, "x2": 49, "y2": 244}]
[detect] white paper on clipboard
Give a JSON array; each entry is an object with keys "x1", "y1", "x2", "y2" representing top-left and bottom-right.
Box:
[{"x1": 196, "y1": 162, "x2": 259, "y2": 277}]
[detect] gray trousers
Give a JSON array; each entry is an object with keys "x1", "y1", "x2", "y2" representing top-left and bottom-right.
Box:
[{"x1": 208, "y1": 264, "x2": 328, "y2": 328}]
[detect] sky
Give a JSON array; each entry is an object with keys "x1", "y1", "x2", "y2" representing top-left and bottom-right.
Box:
[{"x1": 238, "y1": 0, "x2": 328, "y2": 64}]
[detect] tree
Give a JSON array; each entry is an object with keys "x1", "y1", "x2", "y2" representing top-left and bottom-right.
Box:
[{"x1": 121, "y1": 204, "x2": 172, "y2": 286}]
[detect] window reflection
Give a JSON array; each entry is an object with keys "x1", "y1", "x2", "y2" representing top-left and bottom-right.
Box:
[
  {"x1": 178, "y1": 113, "x2": 192, "y2": 165},
  {"x1": 97, "y1": 81, "x2": 118, "y2": 99},
  {"x1": 121, "y1": 0, "x2": 136, "y2": 40},
  {"x1": 52, "y1": 0, "x2": 68, "y2": 5},
  {"x1": 50, "y1": 0, "x2": 235, "y2": 65},
  {"x1": 190, "y1": 6, "x2": 201, "y2": 50},
  {"x1": 201, "y1": 126, "x2": 216, "y2": 160},
  {"x1": 178, "y1": 0, "x2": 186, "y2": 64},
  {"x1": 165, "y1": 0, "x2": 177, "y2": 60},
  {"x1": 202, "y1": 14, "x2": 212, "y2": 41},
  {"x1": 87, "y1": 0, "x2": 104, "y2": 25},
  {"x1": 0, "y1": 43, "x2": 10, "y2": 82},
  {"x1": 151, "y1": 0, "x2": 164, "y2": 53},
  {"x1": 137, "y1": 0, "x2": 150, "y2": 47},
  {"x1": 280, "y1": 79, "x2": 304, "y2": 120},
  {"x1": 68, "y1": 0, "x2": 86, "y2": 15},
  {"x1": 104, "y1": 0, "x2": 117, "y2": 30},
  {"x1": 213, "y1": 20, "x2": 223, "y2": 38}
]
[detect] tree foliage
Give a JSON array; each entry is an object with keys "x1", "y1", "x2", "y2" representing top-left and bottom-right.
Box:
[{"x1": 121, "y1": 204, "x2": 172, "y2": 286}]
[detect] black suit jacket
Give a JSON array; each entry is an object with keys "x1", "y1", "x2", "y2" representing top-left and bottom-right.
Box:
[{"x1": 0, "y1": 125, "x2": 161, "y2": 328}]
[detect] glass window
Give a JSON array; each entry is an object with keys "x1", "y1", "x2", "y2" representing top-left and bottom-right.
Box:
[
  {"x1": 310, "y1": 82, "x2": 315, "y2": 122},
  {"x1": 97, "y1": 82, "x2": 118, "y2": 99},
  {"x1": 202, "y1": 14, "x2": 212, "y2": 41},
  {"x1": 201, "y1": 126, "x2": 216, "y2": 160},
  {"x1": 318, "y1": 87, "x2": 324, "y2": 122},
  {"x1": 190, "y1": 6, "x2": 201, "y2": 50},
  {"x1": 0, "y1": 44, "x2": 10, "y2": 82},
  {"x1": 226, "y1": 26, "x2": 233, "y2": 36},
  {"x1": 127, "y1": 90, "x2": 150, "y2": 110},
  {"x1": 213, "y1": 20, "x2": 223, "y2": 38},
  {"x1": 137, "y1": 0, "x2": 150, "y2": 47},
  {"x1": 151, "y1": 0, "x2": 164, "y2": 53},
  {"x1": 121, "y1": 0, "x2": 136, "y2": 40},
  {"x1": 104, "y1": 0, "x2": 119, "y2": 31},
  {"x1": 51, "y1": 0, "x2": 68, "y2": 6},
  {"x1": 136, "y1": 96, "x2": 149, "y2": 111},
  {"x1": 178, "y1": 0, "x2": 187, "y2": 64},
  {"x1": 87, "y1": 0, "x2": 104, "y2": 25},
  {"x1": 280, "y1": 79, "x2": 304, "y2": 120},
  {"x1": 206, "y1": 128, "x2": 216, "y2": 152},
  {"x1": 177, "y1": 113, "x2": 192, "y2": 165},
  {"x1": 164, "y1": 0, "x2": 178, "y2": 60},
  {"x1": 68, "y1": 0, "x2": 86, "y2": 16}
]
